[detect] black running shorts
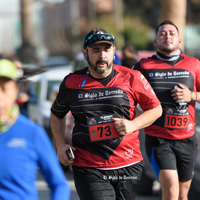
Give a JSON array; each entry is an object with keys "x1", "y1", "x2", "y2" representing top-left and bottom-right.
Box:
[
  {"x1": 145, "y1": 134, "x2": 198, "y2": 182},
  {"x1": 72, "y1": 162, "x2": 143, "y2": 200}
]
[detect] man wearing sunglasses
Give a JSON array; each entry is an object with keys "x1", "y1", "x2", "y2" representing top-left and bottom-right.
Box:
[{"x1": 50, "y1": 27, "x2": 162, "y2": 200}]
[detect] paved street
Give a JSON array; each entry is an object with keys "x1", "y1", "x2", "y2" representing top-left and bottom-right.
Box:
[
  {"x1": 37, "y1": 168, "x2": 79, "y2": 200},
  {"x1": 36, "y1": 167, "x2": 161, "y2": 200}
]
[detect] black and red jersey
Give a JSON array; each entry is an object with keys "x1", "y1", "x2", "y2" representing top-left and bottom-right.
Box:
[
  {"x1": 134, "y1": 53, "x2": 200, "y2": 140},
  {"x1": 51, "y1": 64, "x2": 160, "y2": 169}
]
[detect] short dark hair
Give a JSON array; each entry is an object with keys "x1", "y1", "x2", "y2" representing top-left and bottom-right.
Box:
[{"x1": 156, "y1": 20, "x2": 179, "y2": 35}]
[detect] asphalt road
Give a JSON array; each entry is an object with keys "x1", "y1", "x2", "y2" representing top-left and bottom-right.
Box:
[{"x1": 36, "y1": 167, "x2": 161, "y2": 200}]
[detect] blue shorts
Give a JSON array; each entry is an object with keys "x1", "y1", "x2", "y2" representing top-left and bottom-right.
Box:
[
  {"x1": 145, "y1": 134, "x2": 198, "y2": 182},
  {"x1": 72, "y1": 162, "x2": 143, "y2": 200}
]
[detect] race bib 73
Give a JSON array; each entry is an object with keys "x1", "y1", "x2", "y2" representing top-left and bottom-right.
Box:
[{"x1": 87, "y1": 114, "x2": 120, "y2": 142}]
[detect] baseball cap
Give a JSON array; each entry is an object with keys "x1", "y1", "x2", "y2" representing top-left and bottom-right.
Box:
[
  {"x1": 83, "y1": 27, "x2": 115, "y2": 49},
  {"x1": 0, "y1": 59, "x2": 18, "y2": 80}
]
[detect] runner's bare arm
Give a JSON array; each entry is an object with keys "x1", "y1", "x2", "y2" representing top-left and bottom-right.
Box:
[
  {"x1": 113, "y1": 104, "x2": 162, "y2": 136},
  {"x1": 50, "y1": 112, "x2": 75, "y2": 166}
]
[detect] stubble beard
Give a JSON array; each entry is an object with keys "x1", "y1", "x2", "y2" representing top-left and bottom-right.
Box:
[
  {"x1": 158, "y1": 42, "x2": 179, "y2": 54},
  {"x1": 87, "y1": 56, "x2": 113, "y2": 74},
  {"x1": 160, "y1": 46, "x2": 176, "y2": 53}
]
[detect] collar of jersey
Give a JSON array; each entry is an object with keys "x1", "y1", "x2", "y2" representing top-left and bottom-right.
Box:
[{"x1": 156, "y1": 49, "x2": 181, "y2": 62}]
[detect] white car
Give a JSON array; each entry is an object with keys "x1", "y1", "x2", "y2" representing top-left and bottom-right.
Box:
[{"x1": 28, "y1": 65, "x2": 74, "y2": 131}]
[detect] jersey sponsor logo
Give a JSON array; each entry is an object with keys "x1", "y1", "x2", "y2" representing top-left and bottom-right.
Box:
[
  {"x1": 105, "y1": 89, "x2": 123, "y2": 95},
  {"x1": 125, "y1": 148, "x2": 134, "y2": 157},
  {"x1": 188, "y1": 123, "x2": 194, "y2": 132},
  {"x1": 149, "y1": 73, "x2": 154, "y2": 77},
  {"x1": 148, "y1": 70, "x2": 190, "y2": 79},
  {"x1": 100, "y1": 115, "x2": 113, "y2": 120},
  {"x1": 166, "y1": 108, "x2": 173, "y2": 114},
  {"x1": 78, "y1": 94, "x2": 83, "y2": 99},
  {"x1": 77, "y1": 88, "x2": 124, "y2": 102},
  {"x1": 85, "y1": 92, "x2": 97, "y2": 98},
  {"x1": 88, "y1": 118, "x2": 97, "y2": 125},
  {"x1": 155, "y1": 72, "x2": 167, "y2": 78}
]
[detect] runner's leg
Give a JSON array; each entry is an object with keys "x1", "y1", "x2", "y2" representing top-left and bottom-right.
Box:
[
  {"x1": 179, "y1": 180, "x2": 192, "y2": 200},
  {"x1": 176, "y1": 135, "x2": 197, "y2": 200},
  {"x1": 159, "y1": 169, "x2": 179, "y2": 200}
]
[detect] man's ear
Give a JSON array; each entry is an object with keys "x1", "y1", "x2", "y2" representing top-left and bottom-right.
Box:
[
  {"x1": 82, "y1": 49, "x2": 87, "y2": 61},
  {"x1": 154, "y1": 39, "x2": 157, "y2": 46}
]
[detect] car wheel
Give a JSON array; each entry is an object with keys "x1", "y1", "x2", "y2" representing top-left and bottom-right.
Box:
[{"x1": 137, "y1": 171, "x2": 153, "y2": 195}]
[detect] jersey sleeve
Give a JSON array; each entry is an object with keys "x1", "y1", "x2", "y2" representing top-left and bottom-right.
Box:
[
  {"x1": 34, "y1": 125, "x2": 70, "y2": 200},
  {"x1": 132, "y1": 70, "x2": 160, "y2": 110},
  {"x1": 51, "y1": 77, "x2": 70, "y2": 119}
]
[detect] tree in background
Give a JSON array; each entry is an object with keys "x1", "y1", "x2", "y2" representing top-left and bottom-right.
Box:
[
  {"x1": 123, "y1": 17, "x2": 154, "y2": 51},
  {"x1": 17, "y1": 0, "x2": 200, "y2": 61},
  {"x1": 123, "y1": 0, "x2": 200, "y2": 53},
  {"x1": 17, "y1": 0, "x2": 37, "y2": 63},
  {"x1": 160, "y1": 0, "x2": 187, "y2": 52}
]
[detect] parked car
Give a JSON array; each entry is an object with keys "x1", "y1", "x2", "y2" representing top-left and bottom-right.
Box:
[
  {"x1": 39, "y1": 56, "x2": 72, "y2": 67},
  {"x1": 73, "y1": 52, "x2": 87, "y2": 71},
  {"x1": 28, "y1": 63, "x2": 74, "y2": 139}
]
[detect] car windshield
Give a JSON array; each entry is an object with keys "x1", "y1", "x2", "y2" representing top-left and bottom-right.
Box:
[
  {"x1": 46, "y1": 80, "x2": 62, "y2": 101},
  {"x1": 43, "y1": 56, "x2": 70, "y2": 67}
]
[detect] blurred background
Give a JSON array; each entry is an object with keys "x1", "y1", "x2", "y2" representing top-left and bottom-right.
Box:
[
  {"x1": 1, "y1": 0, "x2": 200, "y2": 63},
  {"x1": 1, "y1": 1, "x2": 200, "y2": 199}
]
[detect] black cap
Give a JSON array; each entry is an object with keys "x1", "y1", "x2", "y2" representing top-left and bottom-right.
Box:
[{"x1": 83, "y1": 28, "x2": 115, "y2": 49}]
